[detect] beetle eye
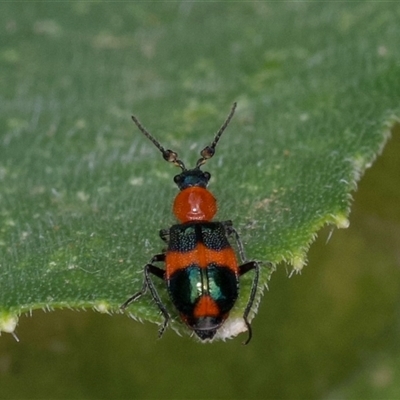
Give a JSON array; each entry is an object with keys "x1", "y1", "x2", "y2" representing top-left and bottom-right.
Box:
[{"x1": 174, "y1": 175, "x2": 182, "y2": 184}]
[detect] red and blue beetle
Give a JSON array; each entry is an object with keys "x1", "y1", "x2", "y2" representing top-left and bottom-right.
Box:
[{"x1": 121, "y1": 103, "x2": 260, "y2": 344}]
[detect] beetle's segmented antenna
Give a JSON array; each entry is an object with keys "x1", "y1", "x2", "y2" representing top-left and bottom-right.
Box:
[
  {"x1": 196, "y1": 102, "x2": 237, "y2": 168},
  {"x1": 131, "y1": 115, "x2": 186, "y2": 170}
]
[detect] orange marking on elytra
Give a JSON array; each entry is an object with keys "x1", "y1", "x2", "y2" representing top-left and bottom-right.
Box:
[
  {"x1": 194, "y1": 295, "x2": 220, "y2": 318},
  {"x1": 165, "y1": 243, "x2": 238, "y2": 278}
]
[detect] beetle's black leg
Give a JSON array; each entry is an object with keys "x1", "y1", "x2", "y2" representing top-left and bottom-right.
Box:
[
  {"x1": 121, "y1": 253, "x2": 170, "y2": 338},
  {"x1": 238, "y1": 261, "x2": 260, "y2": 345},
  {"x1": 222, "y1": 220, "x2": 261, "y2": 343},
  {"x1": 222, "y1": 220, "x2": 248, "y2": 264},
  {"x1": 159, "y1": 228, "x2": 170, "y2": 244},
  {"x1": 144, "y1": 263, "x2": 170, "y2": 337}
]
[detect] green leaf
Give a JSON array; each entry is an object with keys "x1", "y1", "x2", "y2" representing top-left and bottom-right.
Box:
[{"x1": 0, "y1": 2, "x2": 399, "y2": 341}]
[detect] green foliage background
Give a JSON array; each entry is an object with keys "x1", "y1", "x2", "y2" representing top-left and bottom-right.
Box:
[{"x1": 0, "y1": 2, "x2": 399, "y2": 399}]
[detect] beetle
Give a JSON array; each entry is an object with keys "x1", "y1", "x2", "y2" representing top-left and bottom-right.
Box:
[{"x1": 121, "y1": 102, "x2": 260, "y2": 344}]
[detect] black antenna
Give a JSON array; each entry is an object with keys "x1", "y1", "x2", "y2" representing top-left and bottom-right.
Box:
[
  {"x1": 131, "y1": 115, "x2": 186, "y2": 170},
  {"x1": 132, "y1": 102, "x2": 237, "y2": 171},
  {"x1": 196, "y1": 102, "x2": 237, "y2": 168}
]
